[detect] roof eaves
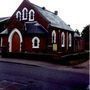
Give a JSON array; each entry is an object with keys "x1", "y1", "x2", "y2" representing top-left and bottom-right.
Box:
[
  {"x1": 50, "y1": 23, "x2": 74, "y2": 32},
  {"x1": 0, "y1": 17, "x2": 10, "y2": 23},
  {"x1": 0, "y1": 29, "x2": 8, "y2": 34}
]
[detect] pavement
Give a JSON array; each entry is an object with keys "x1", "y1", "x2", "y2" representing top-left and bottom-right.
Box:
[{"x1": 0, "y1": 57, "x2": 89, "y2": 75}]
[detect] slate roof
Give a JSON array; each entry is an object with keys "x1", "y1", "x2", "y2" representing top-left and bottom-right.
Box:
[
  {"x1": 26, "y1": 22, "x2": 48, "y2": 34},
  {"x1": 33, "y1": 4, "x2": 73, "y2": 31},
  {"x1": 0, "y1": 17, "x2": 10, "y2": 22},
  {"x1": 74, "y1": 32, "x2": 81, "y2": 37},
  {"x1": 0, "y1": 29, "x2": 8, "y2": 35},
  {"x1": 0, "y1": 17, "x2": 10, "y2": 33}
]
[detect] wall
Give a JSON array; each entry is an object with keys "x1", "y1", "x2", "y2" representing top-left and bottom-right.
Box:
[{"x1": 22, "y1": 35, "x2": 47, "y2": 52}]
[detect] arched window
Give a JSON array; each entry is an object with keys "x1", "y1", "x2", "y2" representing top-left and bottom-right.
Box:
[
  {"x1": 22, "y1": 7, "x2": 28, "y2": 20},
  {"x1": 16, "y1": 11, "x2": 21, "y2": 21},
  {"x1": 29, "y1": 9, "x2": 35, "y2": 21},
  {"x1": 52, "y1": 30, "x2": 56, "y2": 43},
  {"x1": 61, "y1": 32, "x2": 65, "y2": 47},
  {"x1": 69, "y1": 33, "x2": 72, "y2": 47},
  {"x1": 32, "y1": 37, "x2": 40, "y2": 48}
]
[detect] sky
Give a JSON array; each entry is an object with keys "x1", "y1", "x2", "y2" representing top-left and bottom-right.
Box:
[{"x1": 0, "y1": 0, "x2": 90, "y2": 32}]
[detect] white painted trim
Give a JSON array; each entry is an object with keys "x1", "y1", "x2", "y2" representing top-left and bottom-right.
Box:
[
  {"x1": 22, "y1": 7, "x2": 28, "y2": 20},
  {"x1": 61, "y1": 32, "x2": 65, "y2": 47},
  {"x1": 1, "y1": 37, "x2": 3, "y2": 47},
  {"x1": 67, "y1": 32, "x2": 68, "y2": 50},
  {"x1": 29, "y1": 9, "x2": 35, "y2": 21},
  {"x1": 8, "y1": 28, "x2": 23, "y2": 52},
  {"x1": 32, "y1": 37, "x2": 40, "y2": 48},
  {"x1": 16, "y1": 11, "x2": 21, "y2": 21},
  {"x1": 52, "y1": 30, "x2": 56, "y2": 43},
  {"x1": 69, "y1": 33, "x2": 72, "y2": 47}
]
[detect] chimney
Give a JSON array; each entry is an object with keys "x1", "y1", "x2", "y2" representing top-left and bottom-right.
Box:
[
  {"x1": 68, "y1": 24, "x2": 70, "y2": 27},
  {"x1": 24, "y1": 0, "x2": 28, "y2": 1},
  {"x1": 54, "y1": 11, "x2": 58, "y2": 15},
  {"x1": 42, "y1": 7, "x2": 46, "y2": 10}
]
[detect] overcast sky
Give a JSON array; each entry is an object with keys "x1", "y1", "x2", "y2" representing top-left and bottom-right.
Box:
[{"x1": 0, "y1": 0, "x2": 90, "y2": 32}]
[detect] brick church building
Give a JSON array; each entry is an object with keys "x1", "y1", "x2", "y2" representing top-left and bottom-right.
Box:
[{"x1": 0, "y1": 0, "x2": 76, "y2": 57}]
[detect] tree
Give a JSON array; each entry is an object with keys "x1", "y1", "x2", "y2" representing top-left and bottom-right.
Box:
[
  {"x1": 81, "y1": 25, "x2": 89, "y2": 41},
  {"x1": 81, "y1": 25, "x2": 89, "y2": 50}
]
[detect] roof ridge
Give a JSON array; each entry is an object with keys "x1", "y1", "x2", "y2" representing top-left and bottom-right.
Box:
[{"x1": 30, "y1": 2, "x2": 55, "y2": 15}]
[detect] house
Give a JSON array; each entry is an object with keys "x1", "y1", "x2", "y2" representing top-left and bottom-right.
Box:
[{"x1": 0, "y1": 0, "x2": 74, "y2": 57}]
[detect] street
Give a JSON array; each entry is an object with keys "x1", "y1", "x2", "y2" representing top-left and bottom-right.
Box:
[{"x1": 0, "y1": 58, "x2": 89, "y2": 90}]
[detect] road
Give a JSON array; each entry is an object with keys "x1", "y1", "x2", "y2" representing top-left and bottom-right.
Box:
[{"x1": 0, "y1": 60, "x2": 89, "y2": 90}]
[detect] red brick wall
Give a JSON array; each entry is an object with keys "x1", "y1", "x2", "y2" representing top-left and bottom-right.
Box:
[{"x1": 22, "y1": 36, "x2": 47, "y2": 52}]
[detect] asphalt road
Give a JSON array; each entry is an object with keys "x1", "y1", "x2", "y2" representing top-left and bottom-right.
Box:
[{"x1": 0, "y1": 61, "x2": 89, "y2": 90}]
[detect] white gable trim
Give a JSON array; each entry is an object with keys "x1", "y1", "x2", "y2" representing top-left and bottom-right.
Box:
[{"x1": 8, "y1": 28, "x2": 23, "y2": 52}]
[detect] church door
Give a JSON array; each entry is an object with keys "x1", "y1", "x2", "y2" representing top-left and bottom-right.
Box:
[{"x1": 12, "y1": 32, "x2": 20, "y2": 52}]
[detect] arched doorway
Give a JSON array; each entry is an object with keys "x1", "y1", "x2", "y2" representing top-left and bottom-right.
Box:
[
  {"x1": 8, "y1": 28, "x2": 23, "y2": 52},
  {"x1": 12, "y1": 32, "x2": 20, "y2": 52}
]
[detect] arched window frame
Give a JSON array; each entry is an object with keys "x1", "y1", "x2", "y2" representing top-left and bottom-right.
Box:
[
  {"x1": 29, "y1": 9, "x2": 35, "y2": 21},
  {"x1": 52, "y1": 30, "x2": 56, "y2": 43},
  {"x1": 32, "y1": 37, "x2": 40, "y2": 48},
  {"x1": 61, "y1": 32, "x2": 65, "y2": 47},
  {"x1": 16, "y1": 11, "x2": 21, "y2": 21},
  {"x1": 69, "y1": 33, "x2": 72, "y2": 47},
  {"x1": 8, "y1": 28, "x2": 23, "y2": 52},
  {"x1": 22, "y1": 7, "x2": 28, "y2": 20}
]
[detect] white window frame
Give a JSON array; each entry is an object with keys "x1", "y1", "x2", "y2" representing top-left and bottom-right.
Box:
[
  {"x1": 29, "y1": 9, "x2": 35, "y2": 21},
  {"x1": 61, "y1": 32, "x2": 65, "y2": 47},
  {"x1": 69, "y1": 33, "x2": 72, "y2": 47},
  {"x1": 1, "y1": 37, "x2": 3, "y2": 47},
  {"x1": 52, "y1": 30, "x2": 56, "y2": 43},
  {"x1": 16, "y1": 11, "x2": 21, "y2": 21},
  {"x1": 22, "y1": 7, "x2": 28, "y2": 20},
  {"x1": 32, "y1": 37, "x2": 40, "y2": 48},
  {"x1": 66, "y1": 32, "x2": 68, "y2": 50}
]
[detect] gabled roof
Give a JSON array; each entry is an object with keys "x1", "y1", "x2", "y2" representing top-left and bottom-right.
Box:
[
  {"x1": 26, "y1": 22, "x2": 48, "y2": 34},
  {"x1": 31, "y1": 4, "x2": 73, "y2": 31},
  {"x1": 18, "y1": 0, "x2": 73, "y2": 31},
  {"x1": 0, "y1": 0, "x2": 73, "y2": 32}
]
